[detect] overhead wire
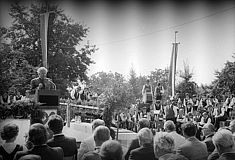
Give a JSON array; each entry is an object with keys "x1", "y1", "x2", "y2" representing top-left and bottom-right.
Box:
[{"x1": 96, "y1": 5, "x2": 235, "y2": 46}]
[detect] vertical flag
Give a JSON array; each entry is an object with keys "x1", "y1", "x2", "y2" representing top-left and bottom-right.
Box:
[
  {"x1": 40, "y1": 12, "x2": 49, "y2": 68},
  {"x1": 169, "y1": 43, "x2": 179, "y2": 97}
]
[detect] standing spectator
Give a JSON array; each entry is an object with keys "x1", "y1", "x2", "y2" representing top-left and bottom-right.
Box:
[
  {"x1": 0, "y1": 123, "x2": 24, "y2": 160},
  {"x1": 214, "y1": 105, "x2": 228, "y2": 130},
  {"x1": 183, "y1": 93, "x2": 193, "y2": 114},
  {"x1": 124, "y1": 118, "x2": 150, "y2": 160},
  {"x1": 176, "y1": 122, "x2": 208, "y2": 160},
  {"x1": 129, "y1": 128, "x2": 156, "y2": 160},
  {"x1": 163, "y1": 120, "x2": 186, "y2": 150},
  {"x1": 212, "y1": 129, "x2": 235, "y2": 160},
  {"x1": 14, "y1": 123, "x2": 63, "y2": 160},
  {"x1": 77, "y1": 119, "x2": 105, "y2": 160},
  {"x1": 82, "y1": 126, "x2": 110, "y2": 160},
  {"x1": 201, "y1": 123, "x2": 215, "y2": 154},
  {"x1": 47, "y1": 114, "x2": 77, "y2": 160},
  {"x1": 165, "y1": 98, "x2": 177, "y2": 124},
  {"x1": 99, "y1": 140, "x2": 123, "y2": 160}
]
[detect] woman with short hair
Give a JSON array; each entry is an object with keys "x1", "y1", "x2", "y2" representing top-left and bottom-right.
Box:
[{"x1": 0, "y1": 123, "x2": 24, "y2": 160}]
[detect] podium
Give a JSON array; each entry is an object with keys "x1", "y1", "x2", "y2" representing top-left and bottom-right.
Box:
[{"x1": 37, "y1": 90, "x2": 60, "y2": 121}]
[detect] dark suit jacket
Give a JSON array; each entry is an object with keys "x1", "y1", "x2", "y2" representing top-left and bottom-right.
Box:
[
  {"x1": 218, "y1": 152, "x2": 235, "y2": 160},
  {"x1": 30, "y1": 77, "x2": 56, "y2": 93},
  {"x1": 129, "y1": 144, "x2": 157, "y2": 160},
  {"x1": 203, "y1": 134, "x2": 215, "y2": 154},
  {"x1": 124, "y1": 138, "x2": 140, "y2": 160},
  {"x1": 47, "y1": 134, "x2": 77, "y2": 159},
  {"x1": 14, "y1": 144, "x2": 63, "y2": 160},
  {"x1": 177, "y1": 136, "x2": 208, "y2": 160}
]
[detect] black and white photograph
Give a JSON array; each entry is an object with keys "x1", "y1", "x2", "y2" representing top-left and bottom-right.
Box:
[{"x1": 0, "y1": 0, "x2": 235, "y2": 160}]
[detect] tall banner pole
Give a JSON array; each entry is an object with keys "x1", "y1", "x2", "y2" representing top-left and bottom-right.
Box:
[{"x1": 40, "y1": 12, "x2": 49, "y2": 68}]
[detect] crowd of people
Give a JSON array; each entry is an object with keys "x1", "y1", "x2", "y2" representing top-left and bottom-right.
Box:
[{"x1": 1, "y1": 115, "x2": 235, "y2": 160}]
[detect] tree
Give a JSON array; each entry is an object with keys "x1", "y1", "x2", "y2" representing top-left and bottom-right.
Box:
[
  {"x1": 211, "y1": 55, "x2": 235, "y2": 96},
  {"x1": 128, "y1": 67, "x2": 141, "y2": 103},
  {"x1": 1, "y1": 2, "x2": 96, "y2": 96},
  {"x1": 176, "y1": 62, "x2": 197, "y2": 99}
]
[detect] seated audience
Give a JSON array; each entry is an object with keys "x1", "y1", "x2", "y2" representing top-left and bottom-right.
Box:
[
  {"x1": 199, "y1": 112, "x2": 211, "y2": 126},
  {"x1": 0, "y1": 123, "x2": 24, "y2": 160},
  {"x1": 212, "y1": 129, "x2": 235, "y2": 160},
  {"x1": 176, "y1": 122, "x2": 208, "y2": 160},
  {"x1": 129, "y1": 128, "x2": 156, "y2": 160},
  {"x1": 77, "y1": 119, "x2": 105, "y2": 160},
  {"x1": 82, "y1": 126, "x2": 110, "y2": 160},
  {"x1": 47, "y1": 114, "x2": 77, "y2": 160},
  {"x1": 14, "y1": 123, "x2": 64, "y2": 160},
  {"x1": 163, "y1": 120, "x2": 185, "y2": 150},
  {"x1": 124, "y1": 118, "x2": 150, "y2": 160},
  {"x1": 201, "y1": 123, "x2": 215, "y2": 154},
  {"x1": 154, "y1": 132, "x2": 175, "y2": 160},
  {"x1": 99, "y1": 140, "x2": 123, "y2": 160}
]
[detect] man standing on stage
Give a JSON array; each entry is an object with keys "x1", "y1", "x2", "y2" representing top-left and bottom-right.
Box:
[{"x1": 30, "y1": 67, "x2": 56, "y2": 94}]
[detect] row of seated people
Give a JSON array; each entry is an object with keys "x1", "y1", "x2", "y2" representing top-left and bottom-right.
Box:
[{"x1": 1, "y1": 115, "x2": 235, "y2": 160}]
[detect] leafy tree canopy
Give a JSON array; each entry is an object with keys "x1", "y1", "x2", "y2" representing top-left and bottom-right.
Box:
[{"x1": 1, "y1": 1, "x2": 97, "y2": 96}]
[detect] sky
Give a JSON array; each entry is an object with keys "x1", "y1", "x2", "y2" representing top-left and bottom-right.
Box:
[{"x1": 1, "y1": 0, "x2": 235, "y2": 85}]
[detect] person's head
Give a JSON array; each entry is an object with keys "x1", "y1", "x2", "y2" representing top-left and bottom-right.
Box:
[
  {"x1": 212, "y1": 129, "x2": 234, "y2": 155},
  {"x1": 229, "y1": 120, "x2": 235, "y2": 134},
  {"x1": 154, "y1": 132, "x2": 175, "y2": 158},
  {"x1": 91, "y1": 119, "x2": 105, "y2": 131},
  {"x1": 47, "y1": 114, "x2": 64, "y2": 134},
  {"x1": 1, "y1": 123, "x2": 19, "y2": 142},
  {"x1": 137, "y1": 118, "x2": 150, "y2": 131},
  {"x1": 179, "y1": 109, "x2": 184, "y2": 116},
  {"x1": 201, "y1": 123, "x2": 215, "y2": 137},
  {"x1": 146, "y1": 79, "x2": 150, "y2": 84},
  {"x1": 137, "y1": 127, "x2": 153, "y2": 146},
  {"x1": 164, "y1": 120, "x2": 176, "y2": 133},
  {"x1": 28, "y1": 123, "x2": 48, "y2": 145},
  {"x1": 37, "y1": 67, "x2": 48, "y2": 79},
  {"x1": 182, "y1": 122, "x2": 197, "y2": 138},
  {"x1": 100, "y1": 140, "x2": 123, "y2": 160},
  {"x1": 202, "y1": 112, "x2": 208, "y2": 119},
  {"x1": 93, "y1": 126, "x2": 110, "y2": 147}
]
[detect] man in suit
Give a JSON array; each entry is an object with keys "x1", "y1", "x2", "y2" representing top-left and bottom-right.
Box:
[
  {"x1": 30, "y1": 67, "x2": 56, "y2": 94},
  {"x1": 82, "y1": 126, "x2": 110, "y2": 160},
  {"x1": 176, "y1": 122, "x2": 208, "y2": 160},
  {"x1": 201, "y1": 123, "x2": 215, "y2": 154},
  {"x1": 124, "y1": 118, "x2": 150, "y2": 160},
  {"x1": 47, "y1": 114, "x2": 77, "y2": 160},
  {"x1": 165, "y1": 98, "x2": 178, "y2": 124},
  {"x1": 14, "y1": 123, "x2": 63, "y2": 160},
  {"x1": 163, "y1": 120, "x2": 186, "y2": 150},
  {"x1": 129, "y1": 128, "x2": 156, "y2": 160},
  {"x1": 77, "y1": 119, "x2": 105, "y2": 160},
  {"x1": 212, "y1": 129, "x2": 235, "y2": 160}
]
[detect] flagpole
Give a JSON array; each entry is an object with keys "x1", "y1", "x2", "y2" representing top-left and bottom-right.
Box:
[{"x1": 172, "y1": 31, "x2": 178, "y2": 97}]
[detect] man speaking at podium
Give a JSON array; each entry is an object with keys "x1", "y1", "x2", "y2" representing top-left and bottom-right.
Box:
[{"x1": 30, "y1": 67, "x2": 56, "y2": 94}]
